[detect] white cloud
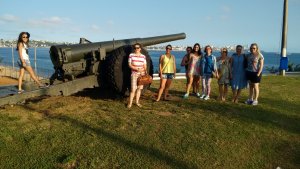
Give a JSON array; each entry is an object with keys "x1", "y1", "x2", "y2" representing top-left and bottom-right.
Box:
[
  {"x1": 220, "y1": 15, "x2": 229, "y2": 21},
  {"x1": 220, "y1": 5, "x2": 231, "y2": 21},
  {"x1": 90, "y1": 24, "x2": 101, "y2": 32},
  {"x1": 221, "y1": 5, "x2": 231, "y2": 13},
  {"x1": 107, "y1": 20, "x2": 115, "y2": 25},
  {"x1": 0, "y1": 14, "x2": 19, "y2": 23},
  {"x1": 27, "y1": 16, "x2": 70, "y2": 27},
  {"x1": 205, "y1": 16, "x2": 212, "y2": 21}
]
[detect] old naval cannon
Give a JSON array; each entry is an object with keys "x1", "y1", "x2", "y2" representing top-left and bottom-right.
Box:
[
  {"x1": 49, "y1": 33, "x2": 186, "y2": 94},
  {"x1": 0, "y1": 33, "x2": 186, "y2": 105}
]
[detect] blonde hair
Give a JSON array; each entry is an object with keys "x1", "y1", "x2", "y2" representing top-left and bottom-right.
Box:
[{"x1": 250, "y1": 43, "x2": 261, "y2": 55}]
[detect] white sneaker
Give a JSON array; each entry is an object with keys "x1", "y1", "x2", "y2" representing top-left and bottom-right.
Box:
[
  {"x1": 199, "y1": 94, "x2": 206, "y2": 99},
  {"x1": 196, "y1": 93, "x2": 200, "y2": 97},
  {"x1": 252, "y1": 100, "x2": 258, "y2": 106},
  {"x1": 183, "y1": 93, "x2": 189, "y2": 99},
  {"x1": 204, "y1": 95, "x2": 210, "y2": 100}
]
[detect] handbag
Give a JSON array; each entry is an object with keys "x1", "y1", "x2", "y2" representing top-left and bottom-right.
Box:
[{"x1": 137, "y1": 74, "x2": 153, "y2": 86}]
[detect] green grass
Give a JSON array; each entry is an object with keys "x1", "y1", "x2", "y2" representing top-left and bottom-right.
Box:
[{"x1": 0, "y1": 76, "x2": 299, "y2": 168}]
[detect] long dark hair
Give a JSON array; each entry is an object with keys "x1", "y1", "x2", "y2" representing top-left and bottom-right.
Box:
[
  {"x1": 192, "y1": 43, "x2": 202, "y2": 56},
  {"x1": 16, "y1": 32, "x2": 30, "y2": 51}
]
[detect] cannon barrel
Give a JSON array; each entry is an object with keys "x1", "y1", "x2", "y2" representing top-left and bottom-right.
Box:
[{"x1": 50, "y1": 33, "x2": 186, "y2": 67}]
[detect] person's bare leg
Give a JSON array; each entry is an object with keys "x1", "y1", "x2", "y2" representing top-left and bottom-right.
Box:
[
  {"x1": 156, "y1": 79, "x2": 167, "y2": 101},
  {"x1": 194, "y1": 76, "x2": 200, "y2": 94},
  {"x1": 254, "y1": 83, "x2": 259, "y2": 101},
  {"x1": 164, "y1": 79, "x2": 172, "y2": 100},
  {"x1": 218, "y1": 84, "x2": 223, "y2": 101},
  {"x1": 232, "y1": 89, "x2": 237, "y2": 102},
  {"x1": 128, "y1": 88, "x2": 136, "y2": 108},
  {"x1": 18, "y1": 68, "x2": 25, "y2": 91},
  {"x1": 24, "y1": 66, "x2": 42, "y2": 86},
  {"x1": 136, "y1": 87, "x2": 142, "y2": 107},
  {"x1": 223, "y1": 85, "x2": 228, "y2": 101},
  {"x1": 249, "y1": 83, "x2": 254, "y2": 101},
  {"x1": 185, "y1": 75, "x2": 193, "y2": 95},
  {"x1": 235, "y1": 89, "x2": 242, "y2": 103}
]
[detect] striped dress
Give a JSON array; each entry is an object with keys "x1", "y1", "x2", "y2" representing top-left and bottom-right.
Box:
[{"x1": 128, "y1": 53, "x2": 147, "y2": 76}]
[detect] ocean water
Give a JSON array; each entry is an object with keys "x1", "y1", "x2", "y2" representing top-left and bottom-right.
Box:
[{"x1": 1, "y1": 47, "x2": 300, "y2": 77}]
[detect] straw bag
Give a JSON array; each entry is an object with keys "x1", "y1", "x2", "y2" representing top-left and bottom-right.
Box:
[{"x1": 137, "y1": 74, "x2": 152, "y2": 86}]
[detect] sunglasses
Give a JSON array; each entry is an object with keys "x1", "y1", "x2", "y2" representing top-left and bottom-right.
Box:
[
  {"x1": 166, "y1": 48, "x2": 172, "y2": 50},
  {"x1": 22, "y1": 36, "x2": 28, "y2": 39},
  {"x1": 250, "y1": 48, "x2": 257, "y2": 50},
  {"x1": 134, "y1": 47, "x2": 140, "y2": 49}
]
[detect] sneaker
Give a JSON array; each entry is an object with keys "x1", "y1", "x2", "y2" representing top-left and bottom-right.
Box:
[
  {"x1": 18, "y1": 89, "x2": 25, "y2": 94},
  {"x1": 245, "y1": 99, "x2": 253, "y2": 105},
  {"x1": 183, "y1": 93, "x2": 189, "y2": 99},
  {"x1": 204, "y1": 95, "x2": 210, "y2": 100},
  {"x1": 252, "y1": 100, "x2": 258, "y2": 106},
  {"x1": 199, "y1": 94, "x2": 206, "y2": 99},
  {"x1": 196, "y1": 93, "x2": 201, "y2": 97}
]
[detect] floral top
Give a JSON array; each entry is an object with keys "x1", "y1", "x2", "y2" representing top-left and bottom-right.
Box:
[{"x1": 245, "y1": 53, "x2": 264, "y2": 72}]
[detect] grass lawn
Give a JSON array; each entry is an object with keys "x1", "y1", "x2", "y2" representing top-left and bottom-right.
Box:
[{"x1": 0, "y1": 76, "x2": 299, "y2": 168}]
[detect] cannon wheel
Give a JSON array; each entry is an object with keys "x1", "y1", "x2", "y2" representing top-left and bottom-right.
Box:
[{"x1": 106, "y1": 45, "x2": 153, "y2": 95}]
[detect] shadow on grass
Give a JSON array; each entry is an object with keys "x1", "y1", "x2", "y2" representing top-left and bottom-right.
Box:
[
  {"x1": 180, "y1": 98, "x2": 300, "y2": 135},
  {"x1": 22, "y1": 105, "x2": 196, "y2": 169},
  {"x1": 73, "y1": 87, "x2": 123, "y2": 100}
]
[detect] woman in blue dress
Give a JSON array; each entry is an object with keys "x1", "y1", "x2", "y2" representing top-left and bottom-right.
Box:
[{"x1": 230, "y1": 45, "x2": 248, "y2": 103}]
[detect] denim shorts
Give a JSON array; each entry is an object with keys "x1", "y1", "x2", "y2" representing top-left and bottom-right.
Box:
[
  {"x1": 17, "y1": 59, "x2": 31, "y2": 68},
  {"x1": 162, "y1": 73, "x2": 174, "y2": 79}
]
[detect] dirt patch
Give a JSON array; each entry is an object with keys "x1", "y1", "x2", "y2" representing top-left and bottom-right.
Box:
[
  {"x1": 156, "y1": 111, "x2": 173, "y2": 116},
  {"x1": 0, "y1": 76, "x2": 18, "y2": 85}
]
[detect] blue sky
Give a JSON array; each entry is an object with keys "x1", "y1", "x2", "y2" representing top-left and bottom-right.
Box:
[{"x1": 1, "y1": 0, "x2": 299, "y2": 52}]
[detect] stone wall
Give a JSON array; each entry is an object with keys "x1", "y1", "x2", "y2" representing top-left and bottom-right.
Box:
[{"x1": 0, "y1": 65, "x2": 45, "y2": 81}]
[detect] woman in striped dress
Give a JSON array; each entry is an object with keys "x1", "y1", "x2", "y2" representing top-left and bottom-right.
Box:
[{"x1": 127, "y1": 43, "x2": 147, "y2": 108}]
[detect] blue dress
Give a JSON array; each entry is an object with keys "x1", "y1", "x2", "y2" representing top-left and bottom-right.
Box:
[{"x1": 231, "y1": 53, "x2": 248, "y2": 89}]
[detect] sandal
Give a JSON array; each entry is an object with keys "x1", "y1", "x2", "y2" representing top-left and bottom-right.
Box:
[
  {"x1": 18, "y1": 89, "x2": 25, "y2": 94},
  {"x1": 136, "y1": 103, "x2": 142, "y2": 108}
]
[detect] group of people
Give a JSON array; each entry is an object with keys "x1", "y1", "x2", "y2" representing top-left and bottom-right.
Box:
[
  {"x1": 16, "y1": 32, "x2": 263, "y2": 107},
  {"x1": 127, "y1": 42, "x2": 264, "y2": 108}
]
